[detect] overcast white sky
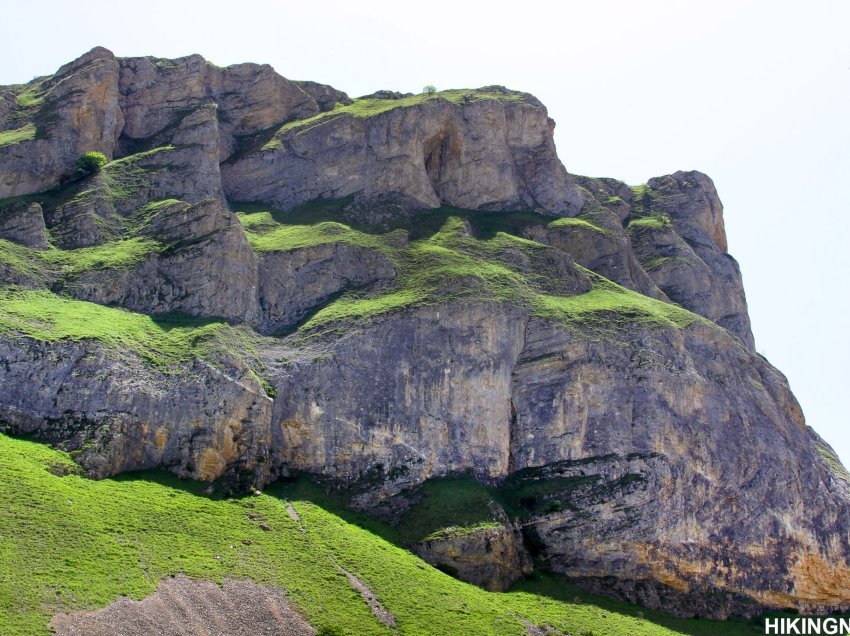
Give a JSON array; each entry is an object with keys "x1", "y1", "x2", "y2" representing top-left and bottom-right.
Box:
[{"x1": 3, "y1": 1, "x2": 849, "y2": 465}]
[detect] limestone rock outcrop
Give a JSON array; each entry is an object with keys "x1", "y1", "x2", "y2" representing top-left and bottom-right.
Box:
[
  {"x1": 0, "y1": 338, "x2": 273, "y2": 485},
  {"x1": 221, "y1": 89, "x2": 583, "y2": 215},
  {"x1": 0, "y1": 47, "x2": 123, "y2": 198},
  {"x1": 55, "y1": 199, "x2": 261, "y2": 324},
  {"x1": 257, "y1": 242, "x2": 396, "y2": 334},
  {"x1": 0, "y1": 47, "x2": 847, "y2": 619},
  {"x1": 413, "y1": 523, "x2": 532, "y2": 592}
]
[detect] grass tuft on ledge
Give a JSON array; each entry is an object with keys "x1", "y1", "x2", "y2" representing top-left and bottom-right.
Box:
[{"x1": 0, "y1": 288, "x2": 245, "y2": 372}]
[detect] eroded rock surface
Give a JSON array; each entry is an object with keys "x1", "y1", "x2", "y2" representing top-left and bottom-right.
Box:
[
  {"x1": 0, "y1": 47, "x2": 123, "y2": 198},
  {"x1": 413, "y1": 523, "x2": 532, "y2": 591},
  {"x1": 0, "y1": 338, "x2": 272, "y2": 485},
  {"x1": 0, "y1": 202, "x2": 48, "y2": 248},
  {"x1": 257, "y1": 242, "x2": 396, "y2": 334},
  {"x1": 629, "y1": 171, "x2": 754, "y2": 348},
  {"x1": 57, "y1": 199, "x2": 260, "y2": 324},
  {"x1": 0, "y1": 47, "x2": 848, "y2": 619},
  {"x1": 221, "y1": 90, "x2": 583, "y2": 215}
]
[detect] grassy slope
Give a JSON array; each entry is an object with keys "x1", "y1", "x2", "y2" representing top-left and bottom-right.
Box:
[
  {"x1": 0, "y1": 194, "x2": 746, "y2": 634},
  {"x1": 0, "y1": 199, "x2": 703, "y2": 374},
  {"x1": 0, "y1": 236, "x2": 160, "y2": 285},
  {"x1": 235, "y1": 203, "x2": 709, "y2": 338},
  {"x1": 0, "y1": 434, "x2": 764, "y2": 636},
  {"x1": 0, "y1": 123, "x2": 36, "y2": 148},
  {"x1": 0, "y1": 288, "x2": 262, "y2": 373},
  {"x1": 548, "y1": 216, "x2": 611, "y2": 235}
]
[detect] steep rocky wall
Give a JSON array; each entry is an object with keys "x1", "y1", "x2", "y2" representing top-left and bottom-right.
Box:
[
  {"x1": 637, "y1": 171, "x2": 754, "y2": 348},
  {"x1": 257, "y1": 242, "x2": 397, "y2": 334},
  {"x1": 552, "y1": 172, "x2": 755, "y2": 349},
  {"x1": 266, "y1": 303, "x2": 529, "y2": 491},
  {"x1": 221, "y1": 91, "x2": 583, "y2": 215},
  {"x1": 0, "y1": 338, "x2": 272, "y2": 485},
  {"x1": 0, "y1": 47, "x2": 847, "y2": 619},
  {"x1": 55, "y1": 199, "x2": 261, "y2": 325},
  {"x1": 0, "y1": 50, "x2": 122, "y2": 197},
  {"x1": 0, "y1": 47, "x2": 581, "y2": 217},
  {"x1": 510, "y1": 318, "x2": 850, "y2": 617}
]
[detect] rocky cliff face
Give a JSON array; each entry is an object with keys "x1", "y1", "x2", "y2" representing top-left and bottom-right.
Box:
[{"x1": 0, "y1": 47, "x2": 848, "y2": 619}]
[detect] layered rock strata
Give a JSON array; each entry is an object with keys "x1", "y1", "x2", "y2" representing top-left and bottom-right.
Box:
[{"x1": 0, "y1": 47, "x2": 847, "y2": 618}]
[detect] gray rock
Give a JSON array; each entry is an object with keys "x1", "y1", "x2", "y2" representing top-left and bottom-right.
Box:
[
  {"x1": 413, "y1": 522, "x2": 532, "y2": 591},
  {"x1": 295, "y1": 80, "x2": 352, "y2": 112},
  {"x1": 57, "y1": 199, "x2": 260, "y2": 324},
  {"x1": 0, "y1": 338, "x2": 272, "y2": 485},
  {"x1": 50, "y1": 575, "x2": 316, "y2": 636},
  {"x1": 257, "y1": 242, "x2": 396, "y2": 334},
  {"x1": 0, "y1": 46, "x2": 123, "y2": 198},
  {"x1": 628, "y1": 172, "x2": 755, "y2": 348},
  {"x1": 117, "y1": 55, "x2": 320, "y2": 161},
  {"x1": 524, "y1": 208, "x2": 664, "y2": 299},
  {"x1": 266, "y1": 303, "x2": 529, "y2": 491},
  {"x1": 221, "y1": 94, "x2": 583, "y2": 215},
  {"x1": 509, "y1": 317, "x2": 849, "y2": 617},
  {"x1": 0, "y1": 48, "x2": 847, "y2": 620},
  {"x1": 0, "y1": 201, "x2": 48, "y2": 248}
]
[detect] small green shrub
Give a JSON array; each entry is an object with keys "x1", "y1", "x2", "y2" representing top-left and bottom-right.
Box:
[
  {"x1": 75, "y1": 151, "x2": 108, "y2": 176},
  {"x1": 423, "y1": 84, "x2": 437, "y2": 94}
]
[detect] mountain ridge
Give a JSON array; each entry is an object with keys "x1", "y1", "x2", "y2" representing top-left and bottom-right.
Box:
[{"x1": 0, "y1": 46, "x2": 848, "y2": 626}]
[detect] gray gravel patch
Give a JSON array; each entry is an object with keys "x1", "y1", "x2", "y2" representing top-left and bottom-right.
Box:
[{"x1": 50, "y1": 575, "x2": 315, "y2": 636}]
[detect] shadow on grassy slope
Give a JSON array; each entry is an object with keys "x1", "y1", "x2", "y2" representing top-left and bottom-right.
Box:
[
  {"x1": 270, "y1": 475, "x2": 766, "y2": 636},
  {"x1": 231, "y1": 197, "x2": 560, "y2": 241}
]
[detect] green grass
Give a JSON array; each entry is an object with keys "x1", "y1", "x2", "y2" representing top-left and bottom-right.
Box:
[
  {"x1": 0, "y1": 239, "x2": 47, "y2": 282},
  {"x1": 627, "y1": 216, "x2": 671, "y2": 231},
  {"x1": 392, "y1": 477, "x2": 504, "y2": 545},
  {"x1": 232, "y1": 202, "x2": 712, "y2": 337},
  {"x1": 535, "y1": 275, "x2": 706, "y2": 333},
  {"x1": 630, "y1": 184, "x2": 650, "y2": 199},
  {"x1": 420, "y1": 522, "x2": 503, "y2": 542},
  {"x1": 640, "y1": 255, "x2": 690, "y2": 271},
  {"x1": 262, "y1": 88, "x2": 533, "y2": 149},
  {"x1": 0, "y1": 288, "x2": 248, "y2": 372},
  {"x1": 548, "y1": 216, "x2": 611, "y2": 235},
  {"x1": 241, "y1": 217, "x2": 393, "y2": 253},
  {"x1": 40, "y1": 237, "x2": 161, "y2": 275},
  {"x1": 15, "y1": 88, "x2": 45, "y2": 109},
  {"x1": 300, "y1": 289, "x2": 424, "y2": 330},
  {"x1": 232, "y1": 196, "x2": 559, "y2": 240},
  {"x1": 1, "y1": 194, "x2": 713, "y2": 359},
  {"x1": 0, "y1": 237, "x2": 161, "y2": 286},
  {"x1": 296, "y1": 217, "x2": 708, "y2": 336},
  {"x1": 814, "y1": 440, "x2": 850, "y2": 482},
  {"x1": 296, "y1": 218, "x2": 536, "y2": 332},
  {"x1": 0, "y1": 123, "x2": 36, "y2": 148},
  {"x1": 0, "y1": 434, "x2": 766, "y2": 635},
  {"x1": 96, "y1": 146, "x2": 174, "y2": 206},
  {"x1": 625, "y1": 183, "x2": 675, "y2": 234}
]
